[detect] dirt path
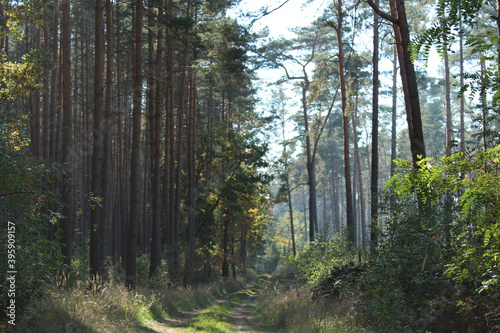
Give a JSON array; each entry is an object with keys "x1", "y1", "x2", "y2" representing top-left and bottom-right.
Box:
[
  {"x1": 142, "y1": 296, "x2": 229, "y2": 332},
  {"x1": 230, "y1": 287, "x2": 261, "y2": 333},
  {"x1": 141, "y1": 278, "x2": 268, "y2": 333}
]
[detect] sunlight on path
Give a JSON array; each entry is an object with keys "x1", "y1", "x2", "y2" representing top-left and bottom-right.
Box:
[
  {"x1": 142, "y1": 277, "x2": 270, "y2": 333},
  {"x1": 230, "y1": 289, "x2": 261, "y2": 333},
  {"x1": 231, "y1": 276, "x2": 271, "y2": 333}
]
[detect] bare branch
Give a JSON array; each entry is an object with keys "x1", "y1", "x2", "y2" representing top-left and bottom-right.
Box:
[
  {"x1": 365, "y1": 0, "x2": 398, "y2": 24},
  {"x1": 312, "y1": 83, "x2": 341, "y2": 163}
]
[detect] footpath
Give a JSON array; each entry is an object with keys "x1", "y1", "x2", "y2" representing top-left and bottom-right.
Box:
[{"x1": 142, "y1": 276, "x2": 269, "y2": 333}]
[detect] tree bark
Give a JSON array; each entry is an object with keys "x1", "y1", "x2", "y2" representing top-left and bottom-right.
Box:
[
  {"x1": 444, "y1": 36, "x2": 452, "y2": 157},
  {"x1": 368, "y1": 0, "x2": 426, "y2": 165},
  {"x1": 370, "y1": 0, "x2": 380, "y2": 254},
  {"x1": 187, "y1": 72, "x2": 196, "y2": 255},
  {"x1": 60, "y1": 0, "x2": 73, "y2": 267},
  {"x1": 300, "y1": 77, "x2": 318, "y2": 243},
  {"x1": 336, "y1": 0, "x2": 355, "y2": 246},
  {"x1": 102, "y1": 0, "x2": 114, "y2": 263},
  {"x1": 391, "y1": 45, "x2": 398, "y2": 176},
  {"x1": 90, "y1": 0, "x2": 105, "y2": 277},
  {"x1": 126, "y1": 0, "x2": 143, "y2": 290},
  {"x1": 222, "y1": 213, "x2": 230, "y2": 278},
  {"x1": 352, "y1": 106, "x2": 366, "y2": 245},
  {"x1": 150, "y1": 5, "x2": 163, "y2": 279},
  {"x1": 286, "y1": 174, "x2": 297, "y2": 256}
]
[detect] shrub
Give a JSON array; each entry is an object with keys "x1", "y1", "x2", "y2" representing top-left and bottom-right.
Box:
[
  {"x1": 359, "y1": 147, "x2": 500, "y2": 332},
  {"x1": 0, "y1": 120, "x2": 62, "y2": 323}
]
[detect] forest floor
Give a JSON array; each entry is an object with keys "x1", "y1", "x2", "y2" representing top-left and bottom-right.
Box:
[{"x1": 141, "y1": 276, "x2": 270, "y2": 333}]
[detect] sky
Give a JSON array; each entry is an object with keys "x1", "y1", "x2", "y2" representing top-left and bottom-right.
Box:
[
  {"x1": 227, "y1": 0, "x2": 442, "y2": 161},
  {"x1": 228, "y1": 0, "x2": 329, "y2": 39}
]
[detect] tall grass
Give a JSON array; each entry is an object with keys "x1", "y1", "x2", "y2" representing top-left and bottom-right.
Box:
[
  {"x1": 12, "y1": 269, "x2": 256, "y2": 332},
  {"x1": 255, "y1": 266, "x2": 373, "y2": 333}
]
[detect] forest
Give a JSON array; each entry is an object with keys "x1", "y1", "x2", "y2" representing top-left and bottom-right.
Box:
[{"x1": 0, "y1": 0, "x2": 499, "y2": 332}]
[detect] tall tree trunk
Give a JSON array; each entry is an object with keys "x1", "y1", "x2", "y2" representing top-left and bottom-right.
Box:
[
  {"x1": 459, "y1": 17, "x2": 465, "y2": 152},
  {"x1": 444, "y1": 37, "x2": 452, "y2": 157},
  {"x1": 391, "y1": 45, "x2": 398, "y2": 176},
  {"x1": 222, "y1": 213, "x2": 229, "y2": 278},
  {"x1": 126, "y1": 0, "x2": 143, "y2": 290},
  {"x1": 115, "y1": 5, "x2": 128, "y2": 264},
  {"x1": 60, "y1": 0, "x2": 73, "y2": 267},
  {"x1": 42, "y1": 28, "x2": 50, "y2": 161},
  {"x1": 368, "y1": 0, "x2": 426, "y2": 165},
  {"x1": 496, "y1": 0, "x2": 500, "y2": 69},
  {"x1": 301, "y1": 79, "x2": 318, "y2": 242},
  {"x1": 103, "y1": 0, "x2": 114, "y2": 262},
  {"x1": 370, "y1": 0, "x2": 380, "y2": 254},
  {"x1": 352, "y1": 106, "x2": 366, "y2": 246},
  {"x1": 150, "y1": 6, "x2": 163, "y2": 278},
  {"x1": 90, "y1": 0, "x2": 105, "y2": 277},
  {"x1": 163, "y1": 1, "x2": 176, "y2": 273},
  {"x1": 336, "y1": 0, "x2": 355, "y2": 246},
  {"x1": 480, "y1": 59, "x2": 488, "y2": 151},
  {"x1": 187, "y1": 72, "x2": 196, "y2": 254},
  {"x1": 50, "y1": 2, "x2": 59, "y2": 164},
  {"x1": 286, "y1": 174, "x2": 296, "y2": 256}
]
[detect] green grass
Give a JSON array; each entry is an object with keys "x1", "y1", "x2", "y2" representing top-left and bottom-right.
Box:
[
  {"x1": 186, "y1": 276, "x2": 267, "y2": 332},
  {"x1": 12, "y1": 272, "x2": 254, "y2": 332}
]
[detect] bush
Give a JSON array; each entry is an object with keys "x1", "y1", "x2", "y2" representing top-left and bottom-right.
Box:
[
  {"x1": 294, "y1": 235, "x2": 357, "y2": 287},
  {"x1": 0, "y1": 120, "x2": 62, "y2": 323},
  {"x1": 358, "y1": 147, "x2": 500, "y2": 332}
]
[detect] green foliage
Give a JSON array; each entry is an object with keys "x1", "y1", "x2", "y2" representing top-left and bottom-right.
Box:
[
  {"x1": 411, "y1": 0, "x2": 482, "y2": 61},
  {"x1": 0, "y1": 120, "x2": 62, "y2": 320},
  {"x1": 359, "y1": 147, "x2": 500, "y2": 332},
  {"x1": 197, "y1": 127, "x2": 272, "y2": 276},
  {"x1": 0, "y1": 51, "x2": 43, "y2": 100},
  {"x1": 293, "y1": 236, "x2": 356, "y2": 286},
  {"x1": 0, "y1": 4, "x2": 61, "y2": 319}
]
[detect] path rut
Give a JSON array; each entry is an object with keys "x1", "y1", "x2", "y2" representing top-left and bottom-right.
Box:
[{"x1": 142, "y1": 278, "x2": 267, "y2": 333}]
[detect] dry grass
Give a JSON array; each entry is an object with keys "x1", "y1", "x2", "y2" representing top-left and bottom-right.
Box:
[
  {"x1": 13, "y1": 279, "x2": 153, "y2": 332},
  {"x1": 255, "y1": 280, "x2": 372, "y2": 333},
  {"x1": 12, "y1": 271, "x2": 253, "y2": 333}
]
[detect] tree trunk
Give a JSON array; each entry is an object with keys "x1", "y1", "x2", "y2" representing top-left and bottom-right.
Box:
[
  {"x1": 222, "y1": 214, "x2": 229, "y2": 278},
  {"x1": 336, "y1": 0, "x2": 355, "y2": 246},
  {"x1": 60, "y1": 0, "x2": 73, "y2": 267},
  {"x1": 150, "y1": 6, "x2": 163, "y2": 279},
  {"x1": 286, "y1": 174, "x2": 296, "y2": 256},
  {"x1": 391, "y1": 45, "x2": 398, "y2": 176},
  {"x1": 115, "y1": 5, "x2": 128, "y2": 264},
  {"x1": 42, "y1": 27, "x2": 50, "y2": 161},
  {"x1": 126, "y1": 0, "x2": 143, "y2": 290},
  {"x1": 90, "y1": 0, "x2": 105, "y2": 277},
  {"x1": 368, "y1": 0, "x2": 426, "y2": 165},
  {"x1": 444, "y1": 37, "x2": 452, "y2": 157},
  {"x1": 163, "y1": 1, "x2": 177, "y2": 276},
  {"x1": 370, "y1": 0, "x2": 380, "y2": 254},
  {"x1": 187, "y1": 72, "x2": 196, "y2": 255},
  {"x1": 103, "y1": 0, "x2": 114, "y2": 263},
  {"x1": 390, "y1": 0, "x2": 426, "y2": 164},
  {"x1": 459, "y1": 17, "x2": 465, "y2": 152},
  {"x1": 301, "y1": 79, "x2": 318, "y2": 243},
  {"x1": 352, "y1": 106, "x2": 366, "y2": 246}
]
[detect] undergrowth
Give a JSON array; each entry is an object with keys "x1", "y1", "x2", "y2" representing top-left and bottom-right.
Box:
[
  {"x1": 187, "y1": 275, "x2": 267, "y2": 332},
  {"x1": 255, "y1": 265, "x2": 373, "y2": 333},
  {"x1": 10, "y1": 269, "x2": 256, "y2": 332}
]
